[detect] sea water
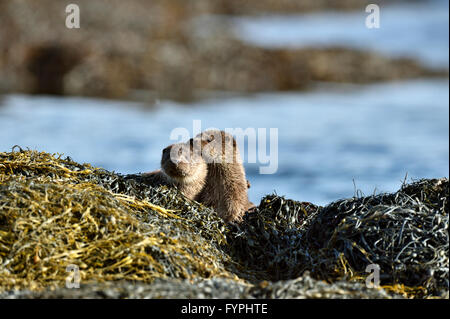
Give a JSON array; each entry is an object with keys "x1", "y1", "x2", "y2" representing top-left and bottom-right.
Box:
[{"x1": 0, "y1": 79, "x2": 448, "y2": 205}]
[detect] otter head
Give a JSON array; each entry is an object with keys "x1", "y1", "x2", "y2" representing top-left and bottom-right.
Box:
[
  {"x1": 161, "y1": 139, "x2": 207, "y2": 184},
  {"x1": 195, "y1": 130, "x2": 241, "y2": 164}
]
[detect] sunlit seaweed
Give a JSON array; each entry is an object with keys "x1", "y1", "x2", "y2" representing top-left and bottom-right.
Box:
[
  {"x1": 0, "y1": 149, "x2": 236, "y2": 292},
  {"x1": 0, "y1": 149, "x2": 448, "y2": 298}
]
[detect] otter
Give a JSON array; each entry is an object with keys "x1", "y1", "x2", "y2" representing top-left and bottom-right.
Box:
[
  {"x1": 141, "y1": 139, "x2": 207, "y2": 202},
  {"x1": 140, "y1": 130, "x2": 254, "y2": 223},
  {"x1": 194, "y1": 130, "x2": 255, "y2": 222}
]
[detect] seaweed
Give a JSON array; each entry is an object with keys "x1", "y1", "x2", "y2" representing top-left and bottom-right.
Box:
[
  {"x1": 0, "y1": 149, "x2": 235, "y2": 292},
  {"x1": 0, "y1": 274, "x2": 402, "y2": 299},
  {"x1": 227, "y1": 195, "x2": 321, "y2": 281},
  {"x1": 0, "y1": 149, "x2": 448, "y2": 298},
  {"x1": 301, "y1": 179, "x2": 449, "y2": 297}
]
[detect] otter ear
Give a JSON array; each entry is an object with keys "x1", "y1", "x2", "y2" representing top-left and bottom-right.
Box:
[
  {"x1": 202, "y1": 132, "x2": 216, "y2": 143},
  {"x1": 189, "y1": 137, "x2": 204, "y2": 153},
  {"x1": 247, "y1": 180, "x2": 251, "y2": 189}
]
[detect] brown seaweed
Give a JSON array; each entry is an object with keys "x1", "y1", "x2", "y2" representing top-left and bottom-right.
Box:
[{"x1": 0, "y1": 149, "x2": 448, "y2": 298}]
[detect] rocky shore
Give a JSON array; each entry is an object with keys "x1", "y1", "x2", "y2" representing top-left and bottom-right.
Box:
[
  {"x1": 0, "y1": 150, "x2": 448, "y2": 299},
  {"x1": 1, "y1": 0, "x2": 447, "y2": 101}
]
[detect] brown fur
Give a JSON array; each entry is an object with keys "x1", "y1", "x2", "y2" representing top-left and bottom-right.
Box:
[
  {"x1": 141, "y1": 130, "x2": 254, "y2": 223},
  {"x1": 143, "y1": 141, "x2": 207, "y2": 201},
  {"x1": 194, "y1": 130, "x2": 255, "y2": 223}
]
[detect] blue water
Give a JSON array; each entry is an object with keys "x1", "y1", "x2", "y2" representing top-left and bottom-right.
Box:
[
  {"x1": 232, "y1": 0, "x2": 449, "y2": 68},
  {"x1": 0, "y1": 79, "x2": 448, "y2": 205}
]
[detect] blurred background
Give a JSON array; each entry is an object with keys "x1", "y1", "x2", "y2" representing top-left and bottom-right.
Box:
[{"x1": 0, "y1": 0, "x2": 448, "y2": 205}]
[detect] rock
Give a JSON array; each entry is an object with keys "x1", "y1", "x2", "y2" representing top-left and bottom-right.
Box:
[
  {"x1": 0, "y1": 0, "x2": 447, "y2": 101},
  {"x1": 0, "y1": 149, "x2": 447, "y2": 298}
]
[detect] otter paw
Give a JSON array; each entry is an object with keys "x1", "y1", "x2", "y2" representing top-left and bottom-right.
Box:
[{"x1": 219, "y1": 205, "x2": 246, "y2": 223}]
